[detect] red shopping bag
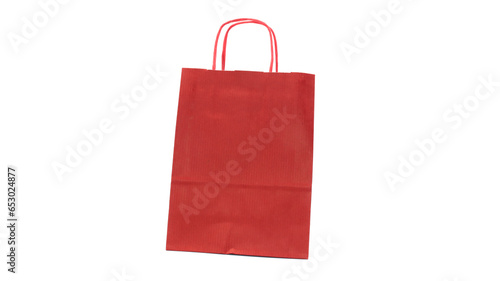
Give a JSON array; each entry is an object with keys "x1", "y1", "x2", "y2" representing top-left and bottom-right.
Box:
[{"x1": 166, "y1": 18, "x2": 315, "y2": 259}]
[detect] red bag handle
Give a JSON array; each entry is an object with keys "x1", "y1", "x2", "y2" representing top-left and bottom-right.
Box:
[
  {"x1": 221, "y1": 20, "x2": 278, "y2": 72},
  {"x1": 212, "y1": 18, "x2": 278, "y2": 72}
]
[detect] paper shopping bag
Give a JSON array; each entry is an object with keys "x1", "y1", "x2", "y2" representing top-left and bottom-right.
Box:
[{"x1": 166, "y1": 18, "x2": 315, "y2": 259}]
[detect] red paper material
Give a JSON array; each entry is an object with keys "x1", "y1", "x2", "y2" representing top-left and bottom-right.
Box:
[{"x1": 166, "y1": 19, "x2": 314, "y2": 259}]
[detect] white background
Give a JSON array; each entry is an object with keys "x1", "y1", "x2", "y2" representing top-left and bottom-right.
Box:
[{"x1": 1, "y1": 0, "x2": 500, "y2": 280}]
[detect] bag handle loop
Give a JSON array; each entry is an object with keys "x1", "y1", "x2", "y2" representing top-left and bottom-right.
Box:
[{"x1": 212, "y1": 18, "x2": 278, "y2": 72}]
